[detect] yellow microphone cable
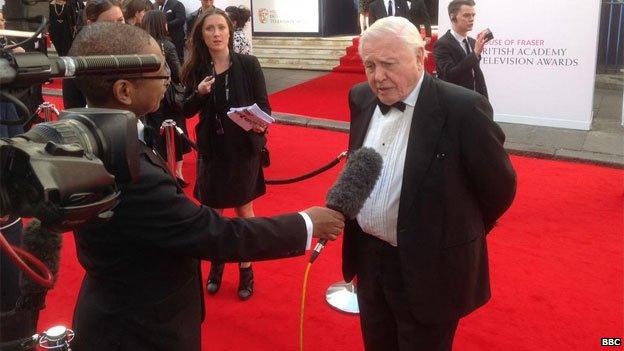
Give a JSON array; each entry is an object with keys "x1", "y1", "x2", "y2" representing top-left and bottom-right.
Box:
[{"x1": 299, "y1": 262, "x2": 312, "y2": 351}]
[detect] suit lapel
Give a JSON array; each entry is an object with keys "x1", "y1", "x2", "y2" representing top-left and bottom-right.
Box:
[
  {"x1": 163, "y1": 0, "x2": 172, "y2": 12},
  {"x1": 396, "y1": 0, "x2": 406, "y2": 16},
  {"x1": 141, "y1": 143, "x2": 181, "y2": 189},
  {"x1": 397, "y1": 74, "x2": 446, "y2": 228},
  {"x1": 379, "y1": 1, "x2": 389, "y2": 17},
  {"x1": 444, "y1": 30, "x2": 468, "y2": 59},
  {"x1": 350, "y1": 85, "x2": 377, "y2": 150}
]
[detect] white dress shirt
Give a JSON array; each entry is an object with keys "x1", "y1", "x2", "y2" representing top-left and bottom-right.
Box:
[
  {"x1": 356, "y1": 74, "x2": 424, "y2": 246},
  {"x1": 137, "y1": 119, "x2": 314, "y2": 249}
]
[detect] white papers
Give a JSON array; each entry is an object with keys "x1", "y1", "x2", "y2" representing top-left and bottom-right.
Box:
[{"x1": 227, "y1": 103, "x2": 275, "y2": 131}]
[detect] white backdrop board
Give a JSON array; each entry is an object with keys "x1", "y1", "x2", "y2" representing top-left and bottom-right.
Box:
[
  {"x1": 251, "y1": 0, "x2": 319, "y2": 33},
  {"x1": 437, "y1": 0, "x2": 601, "y2": 130}
]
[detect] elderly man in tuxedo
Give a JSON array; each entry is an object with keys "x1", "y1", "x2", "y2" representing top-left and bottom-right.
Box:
[
  {"x1": 434, "y1": 0, "x2": 490, "y2": 98},
  {"x1": 344, "y1": 16, "x2": 516, "y2": 351},
  {"x1": 155, "y1": 0, "x2": 186, "y2": 60}
]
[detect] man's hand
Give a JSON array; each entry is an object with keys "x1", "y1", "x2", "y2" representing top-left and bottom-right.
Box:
[
  {"x1": 304, "y1": 206, "x2": 345, "y2": 241},
  {"x1": 474, "y1": 31, "x2": 487, "y2": 56}
]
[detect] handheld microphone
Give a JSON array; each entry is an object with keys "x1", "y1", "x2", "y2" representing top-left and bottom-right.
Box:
[
  {"x1": 15, "y1": 219, "x2": 62, "y2": 312},
  {"x1": 309, "y1": 147, "x2": 383, "y2": 263}
]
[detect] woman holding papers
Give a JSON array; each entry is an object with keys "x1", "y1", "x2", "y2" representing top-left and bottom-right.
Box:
[{"x1": 181, "y1": 8, "x2": 270, "y2": 301}]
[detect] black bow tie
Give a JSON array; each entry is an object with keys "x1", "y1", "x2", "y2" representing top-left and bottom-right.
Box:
[{"x1": 377, "y1": 100, "x2": 406, "y2": 115}]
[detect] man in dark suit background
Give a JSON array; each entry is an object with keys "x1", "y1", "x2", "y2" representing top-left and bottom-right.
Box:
[
  {"x1": 434, "y1": 0, "x2": 490, "y2": 98},
  {"x1": 367, "y1": 0, "x2": 409, "y2": 26},
  {"x1": 156, "y1": 0, "x2": 186, "y2": 60},
  {"x1": 61, "y1": 22, "x2": 344, "y2": 351},
  {"x1": 407, "y1": 0, "x2": 432, "y2": 42},
  {"x1": 185, "y1": 0, "x2": 217, "y2": 38},
  {"x1": 345, "y1": 16, "x2": 516, "y2": 350}
]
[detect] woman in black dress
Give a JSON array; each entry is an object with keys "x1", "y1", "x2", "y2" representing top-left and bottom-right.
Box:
[
  {"x1": 49, "y1": 0, "x2": 83, "y2": 56},
  {"x1": 142, "y1": 10, "x2": 190, "y2": 184},
  {"x1": 181, "y1": 8, "x2": 269, "y2": 301}
]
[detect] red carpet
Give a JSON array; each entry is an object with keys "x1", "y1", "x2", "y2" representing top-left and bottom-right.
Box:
[
  {"x1": 332, "y1": 35, "x2": 439, "y2": 75},
  {"x1": 32, "y1": 103, "x2": 624, "y2": 350},
  {"x1": 44, "y1": 79, "x2": 63, "y2": 90},
  {"x1": 27, "y1": 93, "x2": 624, "y2": 350},
  {"x1": 269, "y1": 72, "x2": 367, "y2": 122}
]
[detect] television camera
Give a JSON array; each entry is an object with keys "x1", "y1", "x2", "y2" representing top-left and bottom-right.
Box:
[
  {"x1": 0, "y1": 17, "x2": 162, "y2": 231},
  {"x1": 1, "y1": 16, "x2": 164, "y2": 349}
]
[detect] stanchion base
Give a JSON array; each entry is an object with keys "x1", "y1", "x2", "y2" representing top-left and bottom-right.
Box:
[{"x1": 325, "y1": 280, "x2": 359, "y2": 314}]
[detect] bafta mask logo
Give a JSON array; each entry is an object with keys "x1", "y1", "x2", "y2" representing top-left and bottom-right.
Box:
[{"x1": 258, "y1": 8, "x2": 269, "y2": 24}]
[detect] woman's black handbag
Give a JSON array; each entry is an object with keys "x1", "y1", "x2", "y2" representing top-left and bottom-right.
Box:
[
  {"x1": 164, "y1": 82, "x2": 185, "y2": 113},
  {"x1": 260, "y1": 147, "x2": 270, "y2": 167}
]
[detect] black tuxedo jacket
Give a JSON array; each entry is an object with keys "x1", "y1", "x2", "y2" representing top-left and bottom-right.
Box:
[
  {"x1": 434, "y1": 30, "x2": 488, "y2": 98},
  {"x1": 162, "y1": 0, "x2": 186, "y2": 59},
  {"x1": 343, "y1": 74, "x2": 516, "y2": 323},
  {"x1": 71, "y1": 142, "x2": 307, "y2": 350},
  {"x1": 407, "y1": 0, "x2": 432, "y2": 37},
  {"x1": 368, "y1": 0, "x2": 410, "y2": 25}
]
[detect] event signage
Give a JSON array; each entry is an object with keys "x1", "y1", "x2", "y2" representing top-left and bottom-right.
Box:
[
  {"x1": 251, "y1": 0, "x2": 319, "y2": 33},
  {"x1": 437, "y1": 0, "x2": 601, "y2": 130}
]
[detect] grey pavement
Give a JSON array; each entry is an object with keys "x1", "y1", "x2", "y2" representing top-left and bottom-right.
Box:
[{"x1": 264, "y1": 68, "x2": 624, "y2": 168}]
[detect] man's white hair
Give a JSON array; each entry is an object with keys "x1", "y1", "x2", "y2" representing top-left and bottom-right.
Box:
[{"x1": 358, "y1": 16, "x2": 426, "y2": 59}]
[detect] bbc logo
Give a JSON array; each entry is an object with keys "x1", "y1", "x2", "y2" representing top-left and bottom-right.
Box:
[{"x1": 601, "y1": 338, "x2": 621, "y2": 346}]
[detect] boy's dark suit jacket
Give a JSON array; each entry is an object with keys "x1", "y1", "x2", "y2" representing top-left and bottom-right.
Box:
[
  {"x1": 368, "y1": 0, "x2": 410, "y2": 25},
  {"x1": 434, "y1": 30, "x2": 489, "y2": 98},
  {"x1": 343, "y1": 74, "x2": 516, "y2": 323},
  {"x1": 71, "y1": 142, "x2": 307, "y2": 350}
]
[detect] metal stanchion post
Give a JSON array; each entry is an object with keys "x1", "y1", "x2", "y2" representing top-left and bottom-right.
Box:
[
  {"x1": 325, "y1": 278, "x2": 359, "y2": 314},
  {"x1": 35, "y1": 102, "x2": 60, "y2": 122},
  {"x1": 160, "y1": 119, "x2": 177, "y2": 174},
  {"x1": 38, "y1": 326, "x2": 74, "y2": 350}
]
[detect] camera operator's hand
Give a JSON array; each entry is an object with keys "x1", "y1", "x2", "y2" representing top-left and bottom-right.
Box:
[
  {"x1": 196, "y1": 76, "x2": 215, "y2": 96},
  {"x1": 303, "y1": 206, "x2": 345, "y2": 241},
  {"x1": 474, "y1": 30, "x2": 488, "y2": 57}
]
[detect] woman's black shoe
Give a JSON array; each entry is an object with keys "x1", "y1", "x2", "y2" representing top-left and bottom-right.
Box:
[
  {"x1": 238, "y1": 265, "x2": 254, "y2": 301},
  {"x1": 206, "y1": 263, "x2": 224, "y2": 295}
]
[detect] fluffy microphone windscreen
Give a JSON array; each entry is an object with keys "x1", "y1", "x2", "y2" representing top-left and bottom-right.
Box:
[{"x1": 326, "y1": 147, "x2": 383, "y2": 219}]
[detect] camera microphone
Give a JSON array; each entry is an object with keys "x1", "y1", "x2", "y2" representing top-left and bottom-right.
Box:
[
  {"x1": 0, "y1": 53, "x2": 161, "y2": 89},
  {"x1": 53, "y1": 54, "x2": 161, "y2": 78}
]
